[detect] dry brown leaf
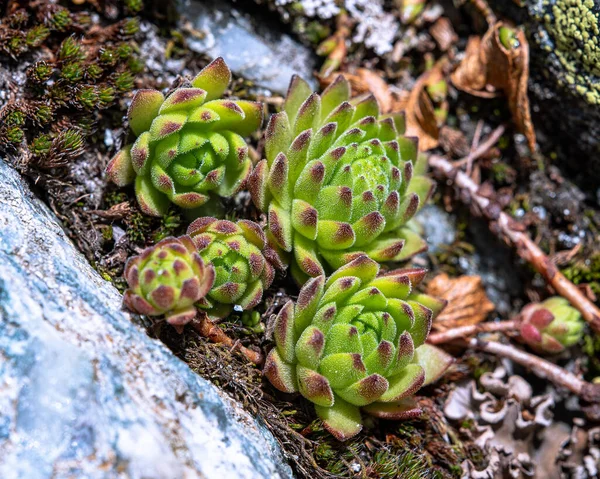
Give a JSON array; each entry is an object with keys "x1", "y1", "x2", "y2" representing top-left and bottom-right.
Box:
[
  {"x1": 429, "y1": 17, "x2": 458, "y2": 52},
  {"x1": 400, "y1": 59, "x2": 449, "y2": 151},
  {"x1": 319, "y1": 68, "x2": 393, "y2": 113},
  {"x1": 427, "y1": 273, "x2": 495, "y2": 331},
  {"x1": 451, "y1": 22, "x2": 536, "y2": 151}
]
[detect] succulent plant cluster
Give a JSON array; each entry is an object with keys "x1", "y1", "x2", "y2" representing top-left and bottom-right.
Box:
[
  {"x1": 187, "y1": 217, "x2": 275, "y2": 319},
  {"x1": 0, "y1": 2, "x2": 142, "y2": 168},
  {"x1": 123, "y1": 236, "x2": 215, "y2": 333},
  {"x1": 117, "y1": 60, "x2": 453, "y2": 441},
  {"x1": 264, "y1": 255, "x2": 452, "y2": 440},
  {"x1": 107, "y1": 57, "x2": 263, "y2": 216},
  {"x1": 519, "y1": 297, "x2": 584, "y2": 354},
  {"x1": 248, "y1": 75, "x2": 432, "y2": 284}
]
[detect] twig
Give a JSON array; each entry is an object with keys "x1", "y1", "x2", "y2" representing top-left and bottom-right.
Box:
[
  {"x1": 428, "y1": 319, "x2": 518, "y2": 344},
  {"x1": 192, "y1": 313, "x2": 264, "y2": 365},
  {"x1": 429, "y1": 154, "x2": 600, "y2": 334},
  {"x1": 467, "y1": 337, "x2": 600, "y2": 403},
  {"x1": 454, "y1": 124, "x2": 505, "y2": 168}
]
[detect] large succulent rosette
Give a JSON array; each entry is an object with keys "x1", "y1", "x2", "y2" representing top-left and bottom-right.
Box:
[
  {"x1": 519, "y1": 297, "x2": 584, "y2": 354},
  {"x1": 248, "y1": 75, "x2": 433, "y2": 284},
  {"x1": 123, "y1": 235, "x2": 215, "y2": 332},
  {"x1": 107, "y1": 57, "x2": 263, "y2": 216},
  {"x1": 263, "y1": 255, "x2": 453, "y2": 440},
  {"x1": 187, "y1": 217, "x2": 275, "y2": 319}
]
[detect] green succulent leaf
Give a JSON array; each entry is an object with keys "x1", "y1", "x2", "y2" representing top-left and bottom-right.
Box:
[
  {"x1": 107, "y1": 57, "x2": 263, "y2": 217},
  {"x1": 263, "y1": 255, "x2": 450, "y2": 441},
  {"x1": 122, "y1": 236, "x2": 215, "y2": 333},
  {"x1": 187, "y1": 217, "x2": 275, "y2": 320},
  {"x1": 519, "y1": 297, "x2": 585, "y2": 354},
  {"x1": 249, "y1": 75, "x2": 431, "y2": 283}
]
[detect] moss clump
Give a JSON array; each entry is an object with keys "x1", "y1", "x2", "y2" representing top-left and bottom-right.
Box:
[
  {"x1": 561, "y1": 252, "x2": 600, "y2": 294},
  {"x1": 0, "y1": 2, "x2": 144, "y2": 169}
]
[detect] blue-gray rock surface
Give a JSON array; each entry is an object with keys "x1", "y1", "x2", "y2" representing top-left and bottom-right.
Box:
[
  {"x1": 0, "y1": 158, "x2": 293, "y2": 479},
  {"x1": 185, "y1": 0, "x2": 317, "y2": 94}
]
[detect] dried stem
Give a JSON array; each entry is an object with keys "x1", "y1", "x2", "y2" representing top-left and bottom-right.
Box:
[
  {"x1": 428, "y1": 153, "x2": 600, "y2": 334},
  {"x1": 467, "y1": 337, "x2": 600, "y2": 403},
  {"x1": 469, "y1": 0, "x2": 496, "y2": 26},
  {"x1": 428, "y1": 319, "x2": 518, "y2": 344},
  {"x1": 192, "y1": 314, "x2": 264, "y2": 365}
]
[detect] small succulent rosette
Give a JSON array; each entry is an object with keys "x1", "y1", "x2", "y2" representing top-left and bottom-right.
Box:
[
  {"x1": 187, "y1": 217, "x2": 275, "y2": 319},
  {"x1": 123, "y1": 235, "x2": 215, "y2": 332},
  {"x1": 263, "y1": 255, "x2": 453, "y2": 441},
  {"x1": 248, "y1": 74, "x2": 433, "y2": 284},
  {"x1": 519, "y1": 297, "x2": 584, "y2": 354},
  {"x1": 107, "y1": 57, "x2": 263, "y2": 216}
]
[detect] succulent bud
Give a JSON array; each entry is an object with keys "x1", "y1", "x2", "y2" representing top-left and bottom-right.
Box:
[
  {"x1": 263, "y1": 255, "x2": 452, "y2": 441},
  {"x1": 106, "y1": 57, "x2": 263, "y2": 217},
  {"x1": 519, "y1": 297, "x2": 584, "y2": 354},
  {"x1": 123, "y1": 235, "x2": 215, "y2": 332},
  {"x1": 248, "y1": 75, "x2": 432, "y2": 284},
  {"x1": 187, "y1": 217, "x2": 275, "y2": 319}
]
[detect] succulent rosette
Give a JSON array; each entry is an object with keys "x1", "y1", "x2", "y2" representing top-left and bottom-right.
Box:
[
  {"x1": 107, "y1": 57, "x2": 263, "y2": 217},
  {"x1": 187, "y1": 217, "x2": 275, "y2": 319},
  {"x1": 519, "y1": 297, "x2": 584, "y2": 354},
  {"x1": 248, "y1": 75, "x2": 433, "y2": 284},
  {"x1": 263, "y1": 255, "x2": 453, "y2": 440},
  {"x1": 123, "y1": 235, "x2": 215, "y2": 332}
]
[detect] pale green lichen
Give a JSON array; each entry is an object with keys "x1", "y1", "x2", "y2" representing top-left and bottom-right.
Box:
[{"x1": 537, "y1": 0, "x2": 600, "y2": 104}]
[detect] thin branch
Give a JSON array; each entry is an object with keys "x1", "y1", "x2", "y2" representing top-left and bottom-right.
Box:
[
  {"x1": 454, "y1": 124, "x2": 505, "y2": 168},
  {"x1": 467, "y1": 337, "x2": 600, "y2": 403},
  {"x1": 192, "y1": 314, "x2": 264, "y2": 365},
  {"x1": 429, "y1": 154, "x2": 600, "y2": 334},
  {"x1": 428, "y1": 319, "x2": 518, "y2": 344}
]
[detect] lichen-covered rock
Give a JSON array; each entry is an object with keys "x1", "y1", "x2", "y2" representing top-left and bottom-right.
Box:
[{"x1": 0, "y1": 158, "x2": 292, "y2": 479}]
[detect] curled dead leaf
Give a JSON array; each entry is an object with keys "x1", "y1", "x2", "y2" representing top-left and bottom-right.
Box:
[
  {"x1": 427, "y1": 273, "x2": 495, "y2": 331},
  {"x1": 401, "y1": 59, "x2": 450, "y2": 151},
  {"x1": 319, "y1": 68, "x2": 393, "y2": 113},
  {"x1": 451, "y1": 22, "x2": 536, "y2": 151}
]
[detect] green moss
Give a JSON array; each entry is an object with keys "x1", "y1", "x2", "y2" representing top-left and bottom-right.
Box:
[
  {"x1": 126, "y1": 210, "x2": 152, "y2": 244},
  {"x1": 6, "y1": 126, "x2": 24, "y2": 144},
  {"x1": 76, "y1": 86, "x2": 98, "y2": 109},
  {"x1": 151, "y1": 210, "x2": 182, "y2": 242},
  {"x1": 30, "y1": 134, "x2": 52, "y2": 156},
  {"x1": 6, "y1": 110, "x2": 25, "y2": 127},
  {"x1": 61, "y1": 62, "x2": 84, "y2": 82},
  {"x1": 561, "y1": 252, "x2": 600, "y2": 294},
  {"x1": 27, "y1": 61, "x2": 53, "y2": 83}
]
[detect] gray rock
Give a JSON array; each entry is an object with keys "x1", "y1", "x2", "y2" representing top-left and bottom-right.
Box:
[
  {"x1": 184, "y1": 0, "x2": 317, "y2": 94},
  {"x1": 0, "y1": 158, "x2": 293, "y2": 479},
  {"x1": 415, "y1": 205, "x2": 457, "y2": 254}
]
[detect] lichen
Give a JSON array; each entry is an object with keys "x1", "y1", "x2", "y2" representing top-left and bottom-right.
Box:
[
  {"x1": 534, "y1": 0, "x2": 600, "y2": 104},
  {"x1": 271, "y1": 0, "x2": 399, "y2": 54}
]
